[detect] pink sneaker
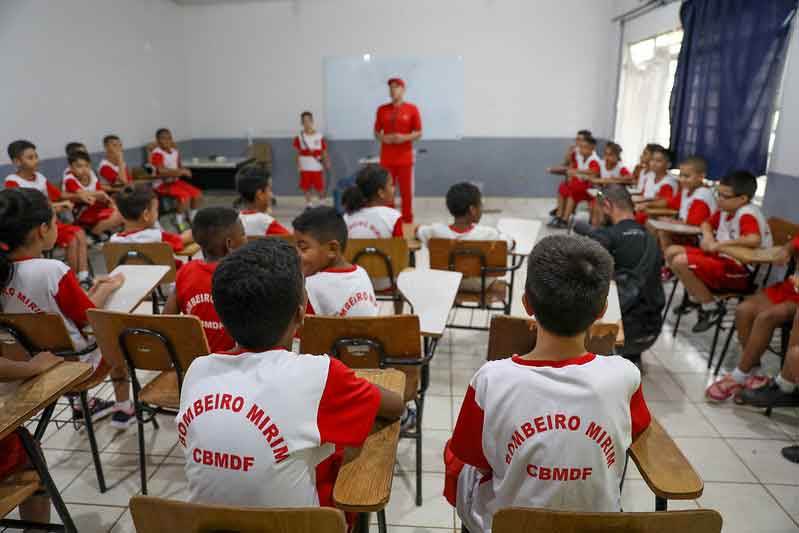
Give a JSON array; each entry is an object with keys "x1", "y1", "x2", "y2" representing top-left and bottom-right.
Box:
[{"x1": 705, "y1": 375, "x2": 745, "y2": 402}]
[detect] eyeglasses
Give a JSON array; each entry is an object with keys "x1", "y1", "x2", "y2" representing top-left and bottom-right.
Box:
[{"x1": 715, "y1": 190, "x2": 739, "y2": 200}]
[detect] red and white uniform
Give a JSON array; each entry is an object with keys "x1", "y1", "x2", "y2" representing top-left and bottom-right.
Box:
[
  {"x1": 98, "y1": 159, "x2": 133, "y2": 186},
  {"x1": 3, "y1": 173, "x2": 82, "y2": 247},
  {"x1": 239, "y1": 211, "x2": 289, "y2": 237},
  {"x1": 766, "y1": 235, "x2": 799, "y2": 304},
  {"x1": 293, "y1": 132, "x2": 327, "y2": 193},
  {"x1": 175, "y1": 261, "x2": 234, "y2": 353},
  {"x1": 344, "y1": 206, "x2": 403, "y2": 239},
  {"x1": 642, "y1": 173, "x2": 678, "y2": 201},
  {"x1": 558, "y1": 152, "x2": 601, "y2": 204},
  {"x1": 62, "y1": 172, "x2": 115, "y2": 227},
  {"x1": 636, "y1": 170, "x2": 653, "y2": 192},
  {"x1": 177, "y1": 349, "x2": 381, "y2": 509},
  {"x1": 149, "y1": 147, "x2": 201, "y2": 201},
  {"x1": 305, "y1": 265, "x2": 378, "y2": 317},
  {"x1": 374, "y1": 101, "x2": 423, "y2": 224},
  {"x1": 110, "y1": 227, "x2": 184, "y2": 253},
  {"x1": 685, "y1": 204, "x2": 772, "y2": 292},
  {"x1": 674, "y1": 186, "x2": 716, "y2": 226},
  {"x1": 445, "y1": 353, "x2": 650, "y2": 532},
  {"x1": 599, "y1": 161, "x2": 631, "y2": 180}
]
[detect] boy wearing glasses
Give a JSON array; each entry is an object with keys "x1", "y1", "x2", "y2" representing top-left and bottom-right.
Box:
[{"x1": 665, "y1": 170, "x2": 772, "y2": 334}]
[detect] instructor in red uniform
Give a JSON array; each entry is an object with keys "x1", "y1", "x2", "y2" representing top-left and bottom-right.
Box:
[{"x1": 374, "y1": 77, "x2": 422, "y2": 223}]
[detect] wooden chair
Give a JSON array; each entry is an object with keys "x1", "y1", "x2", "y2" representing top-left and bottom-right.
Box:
[
  {"x1": 87, "y1": 309, "x2": 210, "y2": 494},
  {"x1": 345, "y1": 238, "x2": 409, "y2": 313},
  {"x1": 0, "y1": 471, "x2": 43, "y2": 526},
  {"x1": 129, "y1": 496, "x2": 346, "y2": 533},
  {"x1": 428, "y1": 238, "x2": 524, "y2": 330},
  {"x1": 486, "y1": 316, "x2": 619, "y2": 360},
  {"x1": 300, "y1": 315, "x2": 430, "y2": 507},
  {"x1": 103, "y1": 242, "x2": 179, "y2": 313},
  {"x1": 0, "y1": 313, "x2": 109, "y2": 492},
  {"x1": 490, "y1": 507, "x2": 721, "y2": 533}
]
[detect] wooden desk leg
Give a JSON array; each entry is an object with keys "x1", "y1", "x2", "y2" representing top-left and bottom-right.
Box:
[
  {"x1": 17, "y1": 426, "x2": 77, "y2": 533},
  {"x1": 656, "y1": 496, "x2": 667, "y2": 511},
  {"x1": 377, "y1": 510, "x2": 387, "y2": 533}
]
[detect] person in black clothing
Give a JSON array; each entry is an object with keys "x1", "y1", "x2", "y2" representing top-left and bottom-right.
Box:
[{"x1": 574, "y1": 185, "x2": 665, "y2": 365}]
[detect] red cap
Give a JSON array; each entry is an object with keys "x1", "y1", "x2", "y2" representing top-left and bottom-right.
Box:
[{"x1": 387, "y1": 77, "x2": 405, "y2": 88}]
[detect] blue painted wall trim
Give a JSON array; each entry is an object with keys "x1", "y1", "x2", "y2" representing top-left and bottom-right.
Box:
[{"x1": 763, "y1": 171, "x2": 799, "y2": 224}]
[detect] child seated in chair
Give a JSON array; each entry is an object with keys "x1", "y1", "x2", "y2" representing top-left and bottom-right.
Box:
[
  {"x1": 548, "y1": 136, "x2": 601, "y2": 229},
  {"x1": 342, "y1": 164, "x2": 404, "y2": 238},
  {"x1": 164, "y1": 207, "x2": 245, "y2": 353},
  {"x1": 63, "y1": 152, "x2": 123, "y2": 239},
  {"x1": 235, "y1": 170, "x2": 289, "y2": 237},
  {"x1": 417, "y1": 182, "x2": 514, "y2": 292},
  {"x1": 148, "y1": 128, "x2": 203, "y2": 231},
  {"x1": 110, "y1": 183, "x2": 193, "y2": 253},
  {"x1": 666, "y1": 170, "x2": 773, "y2": 334},
  {"x1": 98, "y1": 135, "x2": 134, "y2": 189},
  {"x1": 633, "y1": 145, "x2": 678, "y2": 226},
  {"x1": 292, "y1": 206, "x2": 378, "y2": 317},
  {"x1": 443, "y1": 234, "x2": 651, "y2": 533},
  {"x1": 176, "y1": 238, "x2": 403, "y2": 511}
]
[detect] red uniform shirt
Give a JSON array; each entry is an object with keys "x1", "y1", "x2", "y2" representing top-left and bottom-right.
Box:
[
  {"x1": 374, "y1": 102, "x2": 422, "y2": 167},
  {"x1": 175, "y1": 260, "x2": 234, "y2": 353}
]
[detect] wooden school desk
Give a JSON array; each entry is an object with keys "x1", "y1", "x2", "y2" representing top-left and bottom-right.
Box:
[
  {"x1": 0, "y1": 361, "x2": 92, "y2": 533},
  {"x1": 176, "y1": 242, "x2": 201, "y2": 258},
  {"x1": 497, "y1": 218, "x2": 542, "y2": 257},
  {"x1": 647, "y1": 218, "x2": 703, "y2": 236},
  {"x1": 334, "y1": 369, "x2": 405, "y2": 533},
  {"x1": 103, "y1": 265, "x2": 170, "y2": 313},
  {"x1": 183, "y1": 156, "x2": 249, "y2": 191}
]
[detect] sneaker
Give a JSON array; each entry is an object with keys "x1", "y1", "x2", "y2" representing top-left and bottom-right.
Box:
[
  {"x1": 782, "y1": 445, "x2": 799, "y2": 464},
  {"x1": 705, "y1": 374, "x2": 744, "y2": 402},
  {"x1": 744, "y1": 374, "x2": 771, "y2": 390},
  {"x1": 736, "y1": 381, "x2": 799, "y2": 408},
  {"x1": 400, "y1": 406, "x2": 417, "y2": 433},
  {"x1": 553, "y1": 218, "x2": 569, "y2": 229},
  {"x1": 672, "y1": 299, "x2": 700, "y2": 316},
  {"x1": 110, "y1": 406, "x2": 137, "y2": 430},
  {"x1": 692, "y1": 305, "x2": 724, "y2": 333},
  {"x1": 71, "y1": 397, "x2": 115, "y2": 422},
  {"x1": 78, "y1": 277, "x2": 94, "y2": 291},
  {"x1": 546, "y1": 216, "x2": 559, "y2": 228},
  {"x1": 549, "y1": 208, "x2": 557, "y2": 216}
]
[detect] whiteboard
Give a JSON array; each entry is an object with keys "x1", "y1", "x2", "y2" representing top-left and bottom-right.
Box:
[{"x1": 324, "y1": 56, "x2": 464, "y2": 140}]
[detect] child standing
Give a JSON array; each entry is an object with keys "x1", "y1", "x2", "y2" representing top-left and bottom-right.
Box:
[
  {"x1": 63, "y1": 152, "x2": 123, "y2": 237},
  {"x1": 292, "y1": 206, "x2": 378, "y2": 317},
  {"x1": 235, "y1": 171, "x2": 290, "y2": 237},
  {"x1": 293, "y1": 111, "x2": 330, "y2": 209},
  {"x1": 110, "y1": 183, "x2": 193, "y2": 253},
  {"x1": 342, "y1": 165, "x2": 404, "y2": 238},
  {"x1": 164, "y1": 207, "x2": 245, "y2": 352},
  {"x1": 148, "y1": 128, "x2": 203, "y2": 231},
  {"x1": 98, "y1": 135, "x2": 133, "y2": 189}
]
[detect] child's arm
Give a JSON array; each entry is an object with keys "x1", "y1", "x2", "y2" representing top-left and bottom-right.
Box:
[
  {"x1": 61, "y1": 189, "x2": 95, "y2": 205},
  {"x1": 0, "y1": 352, "x2": 62, "y2": 382},
  {"x1": 699, "y1": 220, "x2": 717, "y2": 252},
  {"x1": 375, "y1": 385, "x2": 404, "y2": 420},
  {"x1": 163, "y1": 291, "x2": 179, "y2": 315},
  {"x1": 715, "y1": 232, "x2": 762, "y2": 252},
  {"x1": 52, "y1": 200, "x2": 74, "y2": 213},
  {"x1": 87, "y1": 273, "x2": 125, "y2": 308}
]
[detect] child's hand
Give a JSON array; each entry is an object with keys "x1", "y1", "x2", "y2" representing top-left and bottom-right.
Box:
[
  {"x1": 96, "y1": 191, "x2": 111, "y2": 204},
  {"x1": 701, "y1": 238, "x2": 718, "y2": 253},
  {"x1": 31, "y1": 351, "x2": 62, "y2": 373},
  {"x1": 181, "y1": 168, "x2": 192, "y2": 178},
  {"x1": 790, "y1": 274, "x2": 799, "y2": 292},
  {"x1": 55, "y1": 200, "x2": 74, "y2": 212},
  {"x1": 95, "y1": 273, "x2": 125, "y2": 291},
  {"x1": 774, "y1": 246, "x2": 792, "y2": 266}
]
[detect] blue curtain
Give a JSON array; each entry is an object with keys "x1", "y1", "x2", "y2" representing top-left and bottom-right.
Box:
[{"x1": 669, "y1": 0, "x2": 797, "y2": 178}]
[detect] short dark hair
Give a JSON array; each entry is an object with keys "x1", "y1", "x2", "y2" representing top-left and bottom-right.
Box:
[
  {"x1": 643, "y1": 143, "x2": 661, "y2": 154},
  {"x1": 445, "y1": 182, "x2": 482, "y2": 217},
  {"x1": 650, "y1": 145, "x2": 671, "y2": 162},
  {"x1": 192, "y1": 207, "x2": 241, "y2": 255},
  {"x1": 602, "y1": 184, "x2": 634, "y2": 212},
  {"x1": 65, "y1": 142, "x2": 87, "y2": 156},
  {"x1": 605, "y1": 141, "x2": 623, "y2": 157},
  {"x1": 68, "y1": 152, "x2": 91, "y2": 166},
  {"x1": 236, "y1": 170, "x2": 271, "y2": 204},
  {"x1": 0, "y1": 189, "x2": 54, "y2": 292},
  {"x1": 292, "y1": 206, "x2": 348, "y2": 251},
  {"x1": 103, "y1": 135, "x2": 121, "y2": 145},
  {"x1": 577, "y1": 129, "x2": 592, "y2": 138},
  {"x1": 583, "y1": 136, "x2": 597, "y2": 147},
  {"x1": 720, "y1": 170, "x2": 757, "y2": 201},
  {"x1": 155, "y1": 128, "x2": 171, "y2": 138},
  {"x1": 682, "y1": 155, "x2": 707, "y2": 176},
  {"x1": 525, "y1": 235, "x2": 613, "y2": 338},
  {"x1": 115, "y1": 183, "x2": 156, "y2": 221},
  {"x1": 7, "y1": 140, "x2": 35, "y2": 161},
  {"x1": 301, "y1": 111, "x2": 313, "y2": 120},
  {"x1": 212, "y1": 239, "x2": 304, "y2": 349}
]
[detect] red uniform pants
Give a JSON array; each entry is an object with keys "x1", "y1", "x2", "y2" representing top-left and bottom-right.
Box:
[{"x1": 384, "y1": 165, "x2": 414, "y2": 224}]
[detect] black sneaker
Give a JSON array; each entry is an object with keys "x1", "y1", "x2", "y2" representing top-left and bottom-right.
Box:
[
  {"x1": 400, "y1": 405, "x2": 417, "y2": 433},
  {"x1": 736, "y1": 381, "x2": 799, "y2": 408},
  {"x1": 672, "y1": 299, "x2": 700, "y2": 316},
  {"x1": 71, "y1": 397, "x2": 115, "y2": 422},
  {"x1": 546, "y1": 216, "x2": 559, "y2": 228},
  {"x1": 110, "y1": 407, "x2": 137, "y2": 430},
  {"x1": 554, "y1": 218, "x2": 569, "y2": 229},
  {"x1": 549, "y1": 208, "x2": 557, "y2": 216},
  {"x1": 692, "y1": 305, "x2": 724, "y2": 333},
  {"x1": 782, "y1": 445, "x2": 799, "y2": 464},
  {"x1": 78, "y1": 277, "x2": 94, "y2": 291}
]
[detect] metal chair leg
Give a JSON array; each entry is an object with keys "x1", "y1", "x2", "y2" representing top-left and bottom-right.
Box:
[
  {"x1": 135, "y1": 403, "x2": 148, "y2": 494},
  {"x1": 663, "y1": 278, "x2": 679, "y2": 323},
  {"x1": 708, "y1": 306, "x2": 727, "y2": 368},
  {"x1": 81, "y1": 391, "x2": 107, "y2": 493},
  {"x1": 714, "y1": 323, "x2": 737, "y2": 376},
  {"x1": 377, "y1": 510, "x2": 387, "y2": 533},
  {"x1": 673, "y1": 288, "x2": 687, "y2": 337}
]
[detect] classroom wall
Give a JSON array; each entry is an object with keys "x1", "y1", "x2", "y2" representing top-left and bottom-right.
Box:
[{"x1": 0, "y1": 0, "x2": 187, "y2": 179}]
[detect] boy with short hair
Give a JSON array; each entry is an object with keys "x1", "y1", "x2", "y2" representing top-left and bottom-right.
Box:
[
  {"x1": 176, "y1": 238, "x2": 404, "y2": 509},
  {"x1": 98, "y1": 135, "x2": 133, "y2": 188},
  {"x1": 293, "y1": 206, "x2": 378, "y2": 317},
  {"x1": 293, "y1": 111, "x2": 330, "y2": 208},
  {"x1": 634, "y1": 145, "x2": 678, "y2": 225},
  {"x1": 549, "y1": 136, "x2": 601, "y2": 228},
  {"x1": 110, "y1": 182, "x2": 193, "y2": 252},
  {"x1": 164, "y1": 207, "x2": 245, "y2": 352},
  {"x1": 236, "y1": 171, "x2": 290, "y2": 237},
  {"x1": 666, "y1": 170, "x2": 773, "y2": 333},
  {"x1": 148, "y1": 128, "x2": 203, "y2": 231},
  {"x1": 656, "y1": 155, "x2": 715, "y2": 252},
  {"x1": 4, "y1": 140, "x2": 92, "y2": 285},
  {"x1": 63, "y1": 152, "x2": 123, "y2": 237},
  {"x1": 444, "y1": 235, "x2": 651, "y2": 532}
]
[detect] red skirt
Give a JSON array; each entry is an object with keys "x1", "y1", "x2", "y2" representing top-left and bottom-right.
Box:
[{"x1": 156, "y1": 180, "x2": 202, "y2": 201}]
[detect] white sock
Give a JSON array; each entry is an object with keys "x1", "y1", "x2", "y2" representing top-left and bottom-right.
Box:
[
  {"x1": 78, "y1": 271, "x2": 90, "y2": 281},
  {"x1": 701, "y1": 301, "x2": 717, "y2": 311},
  {"x1": 175, "y1": 213, "x2": 186, "y2": 224},
  {"x1": 115, "y1": 400, "x2": 133, "y2": 411},
  {"x1": 189, "y1": 208, "x2": 199, "y2": 220},
  {"x1": 775, "y1": 373, "x2": 798, "y2": 393},
  {"x1": 731, "y1": 367, "x2": 749, "y2": 384}
]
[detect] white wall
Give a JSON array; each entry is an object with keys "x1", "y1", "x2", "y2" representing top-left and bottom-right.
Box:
[
  {"x1": 769, "y1": 21, "x2": 799, "y2": 176},
  {"x1": 182, "y1": 0, "x2": 619, "y2": 140},
  {"x1": 0, "y1": 0, "x2": 187, "y2": 160}
]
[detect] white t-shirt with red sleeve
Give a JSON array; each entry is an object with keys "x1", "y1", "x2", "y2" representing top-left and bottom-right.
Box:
[
  {"x1": 305, "y1": 265, "x2": 378, "y2": 317},
  {"x1": 110, "y1": 227, "x2": 185, "y2": 253},
  {"x1": 642, "y1": 173, "x2": 678, "y2": 201},
  {"x1": 344, "y1": 206, "x2": 403, "y2": 239},
  {"x1": 449, "y1": 353, "x2": 651, "y2": 532},
  {"x1": 98, "y1": 159, "x2": 133, "y2": 186},
  {"x1": 677, "y1": 186, "x2": 716, "y2": 226},
  {"x1": 710, "y1": 203, "x2": 773, "y2": 247},
  {"x1": 239, "y1": 211, "x2": 289, "y2": 237},
  {"x1": 599, "y1": 161, "x2": 631, "y2": 179},
  {"x1": 572, "y1": 152, "x2": 601, "y2": 181},
  {"x1": 4, "y1": 173, "x2": 62, "y2": 202},
  {"x1": 293, "y1": 132, "x2": 327, "y2": 173},
  {"x1": 176, "y1": 349, "x2": 381, "y2": 508},
  {"x1": 62, "y1": 172, "x2": 102, "y2": 195},
  {"x1": 416, "y1": 223, "x2": 513, "y2": 248}
]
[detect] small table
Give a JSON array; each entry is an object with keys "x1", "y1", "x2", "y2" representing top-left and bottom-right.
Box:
[
  {"x1": 183, "y1": 157, "x2": 250, "y2": 191},
  {"x1": 497, "y1": 218, "x2": 542, "y2": 256},
  {"x1": 647, "y1": 218, "x2": 702, "y2": 236},
  {"x1": 719, "y1": 245, "x2": 785, "y2": 265},
  {"x1": 103, "y1": 265, "x2": 170, "y2": 313},
  {"x1": 0, "y1": 361, "x2": 93, "y2": 532},
  {"x1": 397, "y1": 269, "x2": 462, "y2": 339},
  {"x1": 334, "y1": 369, "x2": 405, "y2": 533}
]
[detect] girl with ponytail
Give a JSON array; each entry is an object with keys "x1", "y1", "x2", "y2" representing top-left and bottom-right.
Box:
[{"x1": 342, "y1": 164, "x2": 404, "y2": 239}]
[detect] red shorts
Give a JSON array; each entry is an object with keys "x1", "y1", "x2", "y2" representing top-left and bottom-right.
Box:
[
  {"x1": 765, "y1": 280, "x2": 799, "y2": 304},
  {"x1": 558, "y1": 177, "x2": 592, "y2": 204},
  {"x1": 77, "y1": 204, "x2": 115, "y2": 227},
  {"x1": 299, "y1": 171, "x2": 324, "y2": 192},
  {"x1": 56, "y1": 222, "x2": 82, "y2": 248},
  {"x1": 684, "y1": 246, "x2": 752, "y2": 292},
  {"x1": 156, "y1": 179, "x2": 202, "y2": 201},
  {"x1": 635, "y1": 211, "x2": 649, "y2": 225},
  {"x1": 0, "y1": 434, "x2": 27, "y2": 479}
]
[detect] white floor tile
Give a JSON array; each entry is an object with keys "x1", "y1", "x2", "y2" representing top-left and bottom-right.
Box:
[
  {"x1": 766, "y1": 484, "x2": 799, "y2": 523},
  {"x1": 673, "y1": 437, "x2": 757, "y2": 483},
  {"x1": 698, "y1": 403, "x2": 793, "y2": 440},
  {"x1": 649, "y1": 401, "x2": 721, "y2": 437},
  {"x1": 422, "y1": 396, "x2": 453, "y2": 430},
  {"x1": 61, "y1": 454, "x2": 161, "y2": 507},
  {"x1": 621, "y1": 479, "x2": 698, "y2": 512},
  {"x1": 641, "y1": 370, "x2": 690, "y2": 402},
  {"x1": 383, "y1": 473, "x2": 454, "y2": 528},
  {"x1": 53, "y1": 503, "x2": 126, "y2": 533},
  {"x1": 670, "y1": 372, "x2": 716, "y2": 403},
  {"x1": 145, "y1": 462, "x2": 190, "y2": 501},
  {"x1": 697, "y1": 482, "x2": 797, "y2": 533},
  {"x1": 727, "y1": 439, "x2": 799, "y2": 485},
  {"x1": 109, "y1": 509, "x2": 135, "y2": 533},
  {"x1": 103, "y1": 414, "x2": 180, "y2": 456}
]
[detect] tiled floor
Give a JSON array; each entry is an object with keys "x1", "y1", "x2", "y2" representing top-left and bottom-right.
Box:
[{"x1": 7, "y1": 196, "x2": 799, "y2": 532}]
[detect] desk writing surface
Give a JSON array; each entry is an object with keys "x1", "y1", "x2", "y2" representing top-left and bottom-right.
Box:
[
  {"x1": 720, "y1": 245, "x2": 784, "y2": 265},
  {"x1": 104, "y1": 265, "x2": 170, "y2": 313},
  {"x1": 333, "y1": 369, "x2": 405, "y2": 512},
  {"x1": 397, "y1": 269, "x2": 462, "y2": 337},
  {"x1": 497, "y1": 218, "x2": 542, "y2": 256},
  {"x1": 648, "y1": 218, "x2": 702, "y2": 235},
  {"x1": 0, "y1": 362, "x2": 92, "y2": 440},
  {"x1": 183, "y1": 157, "x2": 249, "y2": 169}
]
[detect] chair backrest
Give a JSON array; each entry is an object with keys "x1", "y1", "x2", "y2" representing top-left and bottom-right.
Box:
[
  {"x1": 129, "y1": 496, "x2": 347, "y2": 533},
  {"x1": 492, "y1": 507, "x2": 722, "y2": 533},
  {"x1": 0, "y1": 313, "x2": 75, "y2": 356},
  {"x1": 87, "y1": 309, "x2": 209, "y2": 381},
  {"x1": 767, "y1": 217, "x2": 799, "y2": 247},
  {"x1": 103, "y1": 242, "x2": 178, "y2": 284},
  {"x1": 300, "y1": 315, "x2": 422, "y2": 401},
  {"x1": 345, "y1": 238, "x2": 409, "y2": 281},
  {"x1": 247, "y1": 142, "x2": 273, "y2": 165},
  {"x1": 428, "y1": 239, "x2": 508, "y2": 277},
  {"x1": 486, "y1": 316, "x2": 619, "y2": 360}
]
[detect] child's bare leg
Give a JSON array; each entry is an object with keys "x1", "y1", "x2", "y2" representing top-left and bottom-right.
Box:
[
  {"x1": 64, "y1": 240, "x2": 79, "y2": 273},
  {"x1": 657, "y1": 229, "x2": 673, "y2": 251},
  {"x1": 555, "y1": 195, "x2": 566, "y2": 219},
  {"x1": 781, "y1": 312, "x2": 799, "y2": 382},
  {"x1": 111, "y1": 365, "x2": 130, "y2": 403},
  {"x1": 664, "y1": 245, "x2": 686, "y2": 267},
  {"x1": 176, "y1": 198, "x2": 189, "y2": 213},
  {"x1": 670, "y1": 252, "x2": 714, "y2": 303},
  {"x1": 738, "y1": 301, "x2": 797, "y2": 373},
  {"x1": 562, "y1": 198, "x2": 576, "y2": 221},
  {"x1": 735, "y1": 293, "x2": 772, "y2": 350},
  {"x1": 590, "y1": 201, "x2": 602, "y2": 227},
  {"x1": 19, "y1": 492, "x2": 50, "y2": 527}
]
